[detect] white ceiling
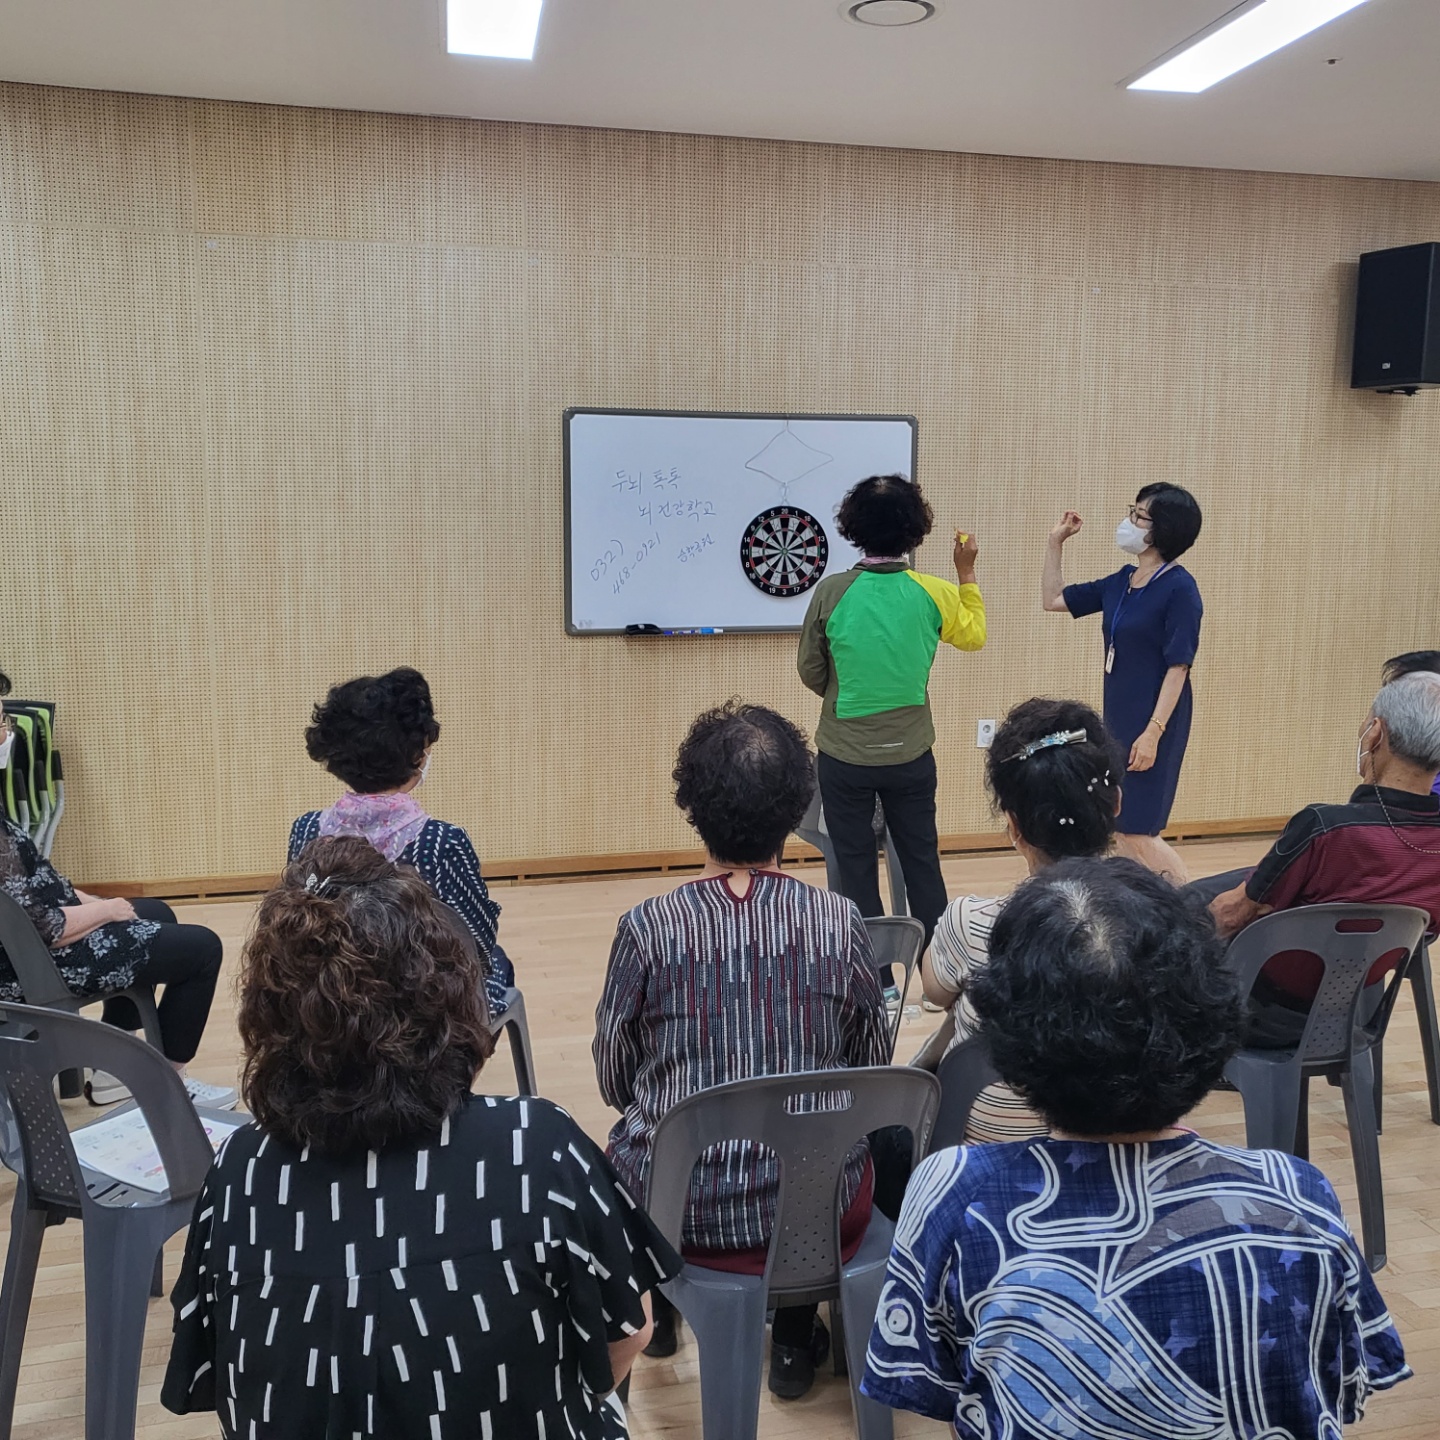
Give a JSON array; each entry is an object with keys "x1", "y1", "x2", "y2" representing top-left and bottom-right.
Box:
[{"x1": 2, "y1": 0, "x2": 1438, "y2": 181}]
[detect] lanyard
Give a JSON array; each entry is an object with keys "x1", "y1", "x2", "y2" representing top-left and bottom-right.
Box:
[{"x1": 1106, "y1": 562, "x2": 1175, "y2": 674}]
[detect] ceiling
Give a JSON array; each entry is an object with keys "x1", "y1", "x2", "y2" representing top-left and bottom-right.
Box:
[{"x1": 1, "y1": 0, "x2": 1438, "y2": 181}]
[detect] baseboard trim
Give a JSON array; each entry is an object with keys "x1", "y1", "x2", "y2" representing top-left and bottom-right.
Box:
[{"x1": 80, "y1": 815, "x2": 1288, "y2": 901}]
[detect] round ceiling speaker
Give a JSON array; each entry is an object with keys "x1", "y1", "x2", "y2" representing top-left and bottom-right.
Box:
[{"x1": 846, "y1": 0, "x2": 937, "y2": 25}]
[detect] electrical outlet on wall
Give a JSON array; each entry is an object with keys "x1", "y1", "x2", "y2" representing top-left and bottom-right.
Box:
[{"x1": 976, "y1": 719, "x2": 996, "y2": 749}]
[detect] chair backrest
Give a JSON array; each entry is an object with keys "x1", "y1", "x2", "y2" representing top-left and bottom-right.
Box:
[
  {"x1": 1227, "y1": 903, "x2": 1430, "y2": 1065},
  {"x1": 0, "y1": 891, "x2": 72, "y2": 1007},
  {"x1": 865, "y1": 915, "x2": 926, "y2": 1050},
  {"x1": 646, "y1": 1066, "x2": 939, "y2": 1294},
  {"x1": 0, "y1": 1001, "x2": 215, "y2": 1209},
  {"x1": 929, "y1": 1033, "x2": 1004, "y2": 1151}
]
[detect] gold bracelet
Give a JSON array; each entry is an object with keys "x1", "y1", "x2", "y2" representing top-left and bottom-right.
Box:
[{"x1": 1148, "y1": 718, "x2": 1167, "y2": 734}]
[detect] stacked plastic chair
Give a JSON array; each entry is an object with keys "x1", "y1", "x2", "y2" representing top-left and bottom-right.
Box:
[{"x1": 1, "y1": 699, "x2": 63, "y2": 858}]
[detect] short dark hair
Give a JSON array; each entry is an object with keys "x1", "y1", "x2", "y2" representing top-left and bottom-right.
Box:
[
  {"x1": 240, "y1": 837, "x2": 494, "y2": 1155},
  {"x1": 970, "y1": 857, "x2": 1241, "y2": 1135},
  {"x1": 673, "y1": 701, "x2": 814, "y2": 867},
  {"x1": 305, "y1": 668, "x2": 440, "y2": 793},
  {"x1": 0, "y1": 670, "x2": 10, "y2": 697},
  {"x1": 1383, "y1": 651, "x2": 1440, "y2": 686},
  {"x1": 986, "y1": 699, "x2": 1123, "y2": 860},
  {"x1": 835, "y1": 475, "x2": 933, "y2": 558},
  {"x1": 1136, "y1": 483, "x2": 1202, "y2": 562}
]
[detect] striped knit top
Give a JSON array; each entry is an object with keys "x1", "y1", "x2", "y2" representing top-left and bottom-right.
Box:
[{"x1": 593, "y1": 870, "x2": 889, "y2": 1252}]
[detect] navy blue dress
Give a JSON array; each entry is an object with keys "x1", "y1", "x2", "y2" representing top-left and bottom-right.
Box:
[{"x1": 1063, "y1": 565, "x2": 1202, "y2": 835}]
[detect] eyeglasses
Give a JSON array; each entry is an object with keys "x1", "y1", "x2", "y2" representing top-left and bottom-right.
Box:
[
  {"x1": 1127, "y1": 505, "x2": 1152, "y2": 524},
  {"x1": 0, "y1": 716, "x2": 11, "y2": 737}
]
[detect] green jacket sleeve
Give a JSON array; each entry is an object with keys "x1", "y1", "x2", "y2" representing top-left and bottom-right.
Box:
[{"x1": 797, "y1": 588, "x2": 832, "y2": 696}]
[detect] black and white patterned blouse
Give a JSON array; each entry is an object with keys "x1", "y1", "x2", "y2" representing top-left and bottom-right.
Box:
[
  {"x1": 0, "y1": 818, "x2": 159, "y2": 1002},
  {"x1": 162, "y1": 1094, "x2": 680, "y2": 1439}
]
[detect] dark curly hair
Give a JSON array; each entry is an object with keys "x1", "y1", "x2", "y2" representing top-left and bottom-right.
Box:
[
  {"x1": 970, "y1": 857, "x2": 1242, "y2": 1135},
  {"x1": 673, "y1": 701, "x2": 814, "y2": 867},
  {"x1": 835, "y1": 475, "x2": 933, "y2": 558},
  {"x1": 1383, "y1": 650, "x2": 1440, "y2": 685},
  {"x1": 987, "y1": 699, "x2": 1123, "y2": 860},
  {"x1": 239, "y1": 837, "x2": 494, "y2": 1155},
  {"x1": 1135, "y1": 483, "x2": 1202, "y2": 562},
  {"x1": 0, "y1": 670, "x2": 10, "y2": 697},
  {"x1": 305, "y1": 667, "x2": 440, "y2": 793}
]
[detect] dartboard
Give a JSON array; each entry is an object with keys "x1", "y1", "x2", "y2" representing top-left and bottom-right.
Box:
[{"x1": 740, "y1": 506, "x2": 829, "y2": 597}]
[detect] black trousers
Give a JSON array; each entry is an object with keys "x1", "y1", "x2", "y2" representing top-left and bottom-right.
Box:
[
  {"x1": 101, "y1": 899, "x2": 224, "y2": 1064},
  {"x1": 817, "y1": 750, "x2": 948, "y2": 950}
]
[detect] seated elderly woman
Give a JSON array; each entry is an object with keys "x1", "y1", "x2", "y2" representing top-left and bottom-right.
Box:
[
  {"x1": 290, "y1": 666, "x2": 514, "y2": 1013},
  {"x1": 593, "y1": 701, "x2": 889, "y2": 1400},
  {"x1": 864, "y1": 857, "x2": 1409, "y2": 1438},
  {"x1": 921, "y1": 697, "x2": 1122, "y2": 1142},
  {"x1": 0, "y1": 671, "x2": 233, "y2": 1108},
  {"x1": 163, "y1": 837, "x2": 677, "y2": 1440}
]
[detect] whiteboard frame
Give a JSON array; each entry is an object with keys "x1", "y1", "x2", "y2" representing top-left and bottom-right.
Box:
[{"x1": 562, "y1": 407, "x2": 919, "y2": 635}]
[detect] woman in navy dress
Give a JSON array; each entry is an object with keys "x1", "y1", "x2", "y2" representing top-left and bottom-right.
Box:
[{"x1": 1042, "y1": 484, "x2": 1203, "y2": 881}]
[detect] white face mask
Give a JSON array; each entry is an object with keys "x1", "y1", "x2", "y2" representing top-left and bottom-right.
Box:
[
  {"x1": 1356, "y1": 718, "x2": 1377, "y2": 780},
  {"x1": 1115, "y1": 517, "x2": 1151, "y2": 555},
  {"x1": 0, "y1": 733, "x2": 12, "y2": 771},
  {"x1": 415, "y1": 751, "x2": 432, "y2": 787}
]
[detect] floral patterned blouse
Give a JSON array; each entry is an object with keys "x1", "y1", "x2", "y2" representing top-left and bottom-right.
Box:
[{"x1": 0, "y1": 819, "x2": 158, "y2": 1002}]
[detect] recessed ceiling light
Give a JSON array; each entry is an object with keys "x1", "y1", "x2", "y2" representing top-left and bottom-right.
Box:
[
  {"x1": 846, "y1": 1, "x2": 937, "y2": 28},
  {"x1": 1128, "y1": 0, "x2": 1371, "y2": 93},
  {"x1": 447, "y1": 0, "x2": 545, "y2": 60}
]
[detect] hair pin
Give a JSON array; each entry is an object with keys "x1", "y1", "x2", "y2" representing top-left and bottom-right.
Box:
[
  {"x1": 1007, "y1": 729, "x2": 1088, "y2": 763},
  {"x1": 304, "y1": 873, "x2": 334, "y2": 896}
]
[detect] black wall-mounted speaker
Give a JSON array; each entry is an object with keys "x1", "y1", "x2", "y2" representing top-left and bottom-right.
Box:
[{"x1": 1351, "y1": 242, "x2": 1440, "y2": 395}]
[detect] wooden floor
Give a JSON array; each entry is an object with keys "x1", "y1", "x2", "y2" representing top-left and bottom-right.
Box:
[{"x1": 4, "y1": 839, "x2": 1438, "y2": 1438}]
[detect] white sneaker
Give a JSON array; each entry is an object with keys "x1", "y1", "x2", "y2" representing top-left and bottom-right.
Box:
[
  {"x1": 920, "y1": 996, "x2": 945, "y2": 1014},
  {"x1": 184, "y1": 1076, "x2": 239, "y2": 1110},
  {"x1": 85, "y1": 1069, "x2": 132, "y2": 1106}
]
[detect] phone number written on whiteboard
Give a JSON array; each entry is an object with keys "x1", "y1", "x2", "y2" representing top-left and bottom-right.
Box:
[{"x1": 588, "y1": 467, "x2": 721, "y2": 597}]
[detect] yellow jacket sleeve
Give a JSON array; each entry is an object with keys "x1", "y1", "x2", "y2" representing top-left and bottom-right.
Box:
[{"x1": 910, "y1": 573, "x2": 987, "y2": 652}]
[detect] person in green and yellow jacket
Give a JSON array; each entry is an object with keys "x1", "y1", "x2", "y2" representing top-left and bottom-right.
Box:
[{"x1": 798, "y1": 475, "x2": 985, "y2": 994}]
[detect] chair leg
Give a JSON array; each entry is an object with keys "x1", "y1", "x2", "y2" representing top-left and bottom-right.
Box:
[
  {"x1": 81, "y1": 1216, "x2": 168, "y2": 1440},
  {"x1": 1295, "y1": 1076, "x2": 1310, "y2": 1162},
  {"x1": 1340, "y1": 1051, "x2": 1387, "y2": 1273},
  {"x1": 1227, "y1": 1056, "x2": 1305, "y2": 1154},
  {"x1": 840, "y1": 1266, "x2": 895, "y2": 1440},
  {"x1": 56, "y1": 1068, "x2": 83, "y2": 1100},
  {"x1": 503, "y1": 992, "x2": 537, "y2": 1098},
  {"x1": 1372, "y1": 1038, "x2": 1384, "y2": 1135},
  {"x1": 151, "y1": 1250, "x2": 164, "y2": 1299},
  {"x1": 0, "y1": 1191, "x2": 52, "y2": 1440},
  {"x1": 1411, "y1": 949, "x2": 1440, "y2": 1127},
  {"x1": 665, "y1": 1273, "x2": 768, "y2": 1440}
]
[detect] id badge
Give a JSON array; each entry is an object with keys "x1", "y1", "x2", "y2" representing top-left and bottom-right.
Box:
[{"x1": 1105, "y1": 645, "x2": 1115, "y2": 674}]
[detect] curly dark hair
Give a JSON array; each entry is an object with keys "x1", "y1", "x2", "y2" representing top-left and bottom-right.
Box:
[
  {"x1": 1135, "y1": 483, "x2": 1202, "y2": 562},
  {"x1": 673, "y1": 700, "x2": 814, "y2": 867},
  {"x1": 970, "y1": 857, "x2": 1242, "y2": 1135},
  {"x1": 305, "y1": 667, "x2": 440, "y2": 793},
  {"x1": 0, "y1": 670, "x2": 10, "y2": 697},
  {"x1": 986, "y1": 699, "x2": 1123, "y2": 860},
  {"x1": 835, "y1": 475, "x2": 933, "y2": 557},
  {"x1": 239, "y1": 836, "x2": 494, "y2": 1155},
  {"x1": 1383, "y1": 650, "x2": 1440, "y2": 685}
]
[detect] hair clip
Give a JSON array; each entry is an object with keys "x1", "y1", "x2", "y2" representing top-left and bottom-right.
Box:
[
  {"x1": 304, "y1": 873, "x2": 334, "y2": 896},
  {"x1": 1007, "y1": 729, "x2": 1088, "y2": 763}
]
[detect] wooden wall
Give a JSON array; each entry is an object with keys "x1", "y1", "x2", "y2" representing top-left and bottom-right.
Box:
[{"x1": 3, "y1": 81, "x2": 1438, "y2": 884}]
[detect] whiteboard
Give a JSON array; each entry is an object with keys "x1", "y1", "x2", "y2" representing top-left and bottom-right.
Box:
[{"x1": 564, "y1": 409, "x2": 918, "y2": 634}]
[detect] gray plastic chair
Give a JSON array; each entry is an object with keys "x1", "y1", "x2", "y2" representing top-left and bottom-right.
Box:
[
  {"x1": 863, "y1": 916, "x2": 925, "y2": 1055},
  {"x1": 929, "y1": 1033, "x2": 1004, "y2": 1152},
  {"x1": 0, "y1": 889, "x2": 163, "y2": 1101},
  {"x1": 1222, "y1": 903, "x2": 1429, "y2": 1272},
  {"x1": 0, "y1": 1002, "x2": 219, "y2": 1440},
  {"x1": 1371, "y1": 940, "x2": 1440, "y2": 1130},
  {"x1": 487, "y1": 984, "x2": 537, "y2": 1096},
  {"x1": 795, "y1": 792, "x2": 908, "y2": 917},
  {"x1": 645, "y1": 1066, "x2": 939, "y2": 1440}
]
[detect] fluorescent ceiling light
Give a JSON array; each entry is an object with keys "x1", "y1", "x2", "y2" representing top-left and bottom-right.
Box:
[
  {"x1": 447, "y1": 0, "x2": 544, "y2": 60},
  {"x1": 1129, "y1": 0, "x2": 1372, "y2": 93}
]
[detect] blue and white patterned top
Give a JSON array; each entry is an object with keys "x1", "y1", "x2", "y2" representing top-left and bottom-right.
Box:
[
  {"x1": 863, "y1": 1136, "x2": 1409, "y2": 1439},
  {"x1": 290, "y1": 812, "x2": 512, "y2": 1012}
]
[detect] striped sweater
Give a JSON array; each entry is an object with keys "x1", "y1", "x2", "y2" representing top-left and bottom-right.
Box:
[{"x1": 593, "y1": 870, "x2": 889, "y2": 1252}]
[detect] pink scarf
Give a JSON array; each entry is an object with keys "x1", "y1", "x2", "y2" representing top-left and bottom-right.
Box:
[{"x1": 317, "y1": 791, "x2": 429, "y2": 863}]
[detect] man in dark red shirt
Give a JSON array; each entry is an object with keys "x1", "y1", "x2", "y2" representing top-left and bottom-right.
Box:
[{"x1": 1195, "y1": 672, "x2": 1440, "y2": 1034}]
